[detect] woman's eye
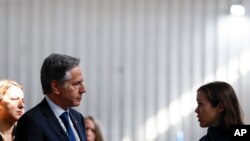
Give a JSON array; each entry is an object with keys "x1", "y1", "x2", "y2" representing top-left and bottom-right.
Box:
[
  {"x1": 11, "y1": 98, "x2": 19, "y2": 100},
  {"x1": 197, "y1": 102, "x2": 202, "y2": 106}
]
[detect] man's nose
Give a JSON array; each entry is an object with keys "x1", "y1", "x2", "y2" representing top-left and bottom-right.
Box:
[{"x1": 80, "y1": 84, "x2": 87, "y2": 94}]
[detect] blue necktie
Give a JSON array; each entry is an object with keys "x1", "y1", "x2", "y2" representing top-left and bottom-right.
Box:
[{"x1": 60, "y1": 112, "x2": 76, "y2": 141}]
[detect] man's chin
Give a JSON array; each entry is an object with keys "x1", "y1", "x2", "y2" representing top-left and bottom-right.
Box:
[{"x1": 73, "y1": 102, "x2": 81, "y2": 107}]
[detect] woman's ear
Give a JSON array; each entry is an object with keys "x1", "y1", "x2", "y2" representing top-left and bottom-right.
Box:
[
  {"x1": 51, "y1": 80, "x2": 61, "y2": 94},
  {"x1": 217, "y1": 103, "x2": 224, "y2": 113}
]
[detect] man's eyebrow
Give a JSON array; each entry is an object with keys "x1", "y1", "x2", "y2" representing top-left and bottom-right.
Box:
[{"x1": 72, "y1": 80, "x2": 83, "y2": 83}]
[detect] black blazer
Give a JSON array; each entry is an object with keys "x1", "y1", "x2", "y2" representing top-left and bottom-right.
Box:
[
  {"x1": 199, "y1": 127, "x2": 230, "y2": 141},
  {"x1": 15, "y1": 98, "x2": 87, "y2": 141}
]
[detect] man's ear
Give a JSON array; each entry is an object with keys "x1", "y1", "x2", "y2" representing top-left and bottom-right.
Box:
[{"x1": 51, "y1": 80, "x2": 61, "y2": 94}]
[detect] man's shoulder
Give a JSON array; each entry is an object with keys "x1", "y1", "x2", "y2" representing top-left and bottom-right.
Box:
[
  {"x1": 21, "y1": 99, "x2": 47, "y2": 118},
  {"x1": 69, "y1": 108, "x2": 82, "y2": 115}
]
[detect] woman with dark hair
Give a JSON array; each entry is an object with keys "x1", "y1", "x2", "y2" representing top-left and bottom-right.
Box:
[
  {"x1": 0, "y1": 80, "x2": 25, "y2": 141},
  {"x1": 195, "y1": 81, "x2": 244, "y2": 141},
  {"x1": 84, "y1": 116, "x2": 104, "y2": 141}
]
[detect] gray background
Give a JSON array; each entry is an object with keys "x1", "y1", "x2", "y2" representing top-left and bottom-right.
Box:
[{"x1": 1, "y1": 0, "x2": 250, "y2": 140}]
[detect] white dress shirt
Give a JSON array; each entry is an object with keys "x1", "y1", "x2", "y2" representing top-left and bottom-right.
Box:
[{"x1": 45, "y1": 96, "x2": 80, "y2": 141}]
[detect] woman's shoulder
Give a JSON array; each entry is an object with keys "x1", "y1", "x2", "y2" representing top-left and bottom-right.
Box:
[
  {"x1": 200, "y1": 127, "x2": 230, "y2": 141},
  {"x1": 0, "y1": 132, "x2": 5, "y2": 141},
  {"x1": 199, "y1": 135, "x2": 208, "y2": 141}
]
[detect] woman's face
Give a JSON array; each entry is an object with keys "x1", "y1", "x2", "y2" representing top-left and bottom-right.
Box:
[
  {"x1": 85, "y1": 118, "x2": 96, "y2": 141},
  {"x1": 195, "y1": 90, "x2": 223, "y2": 127},
  {"x1": 0, "y1": 86, "x2": 25, "y2": 122}
]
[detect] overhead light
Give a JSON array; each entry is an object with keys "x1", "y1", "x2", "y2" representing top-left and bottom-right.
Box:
[{"x1": 230, "y1": 4, "x2": 245, "y2": 16}]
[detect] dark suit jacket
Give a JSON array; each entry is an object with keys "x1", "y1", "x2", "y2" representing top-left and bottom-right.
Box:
[{"x1": 15, "y1": 98, "x2": 87, "y2": 141}]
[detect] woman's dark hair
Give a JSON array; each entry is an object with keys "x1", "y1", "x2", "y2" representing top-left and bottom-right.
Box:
[
  {"x1": 197, "y1": 81, "x2": 244, "y2": 129},
  {"x1": 40, "y1": 53, "x2": 80, "y2": 94}
]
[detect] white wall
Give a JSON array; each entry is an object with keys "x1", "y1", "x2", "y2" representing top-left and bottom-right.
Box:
[{"x1": 1, "y1": 0, "x2": 250, "y2": 141}]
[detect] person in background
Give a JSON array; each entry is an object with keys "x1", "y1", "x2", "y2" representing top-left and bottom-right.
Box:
[
  {"x1": 84, "y1": 116, "x2": 104, "y2": 141},
  {"x1": 15, "y1": 53, "x2": 87, "y2": 141},
  {"x1": 0, "y1": 80, "x2": 25, "y2": 141},
  {"x1": 195, "y1": 81, "x2": 244, "y2": 141}
]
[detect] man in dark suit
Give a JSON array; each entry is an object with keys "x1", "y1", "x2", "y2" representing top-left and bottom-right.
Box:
[{"x1": 15, "y1": 53, "x2": 87, "y2": 141}]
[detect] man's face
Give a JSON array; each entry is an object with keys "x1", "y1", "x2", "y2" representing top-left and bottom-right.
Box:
[
  {"x1": 0, "y1": 86, "x2": 25, "y2": 122},
  {"x1": 58, "y1": 67, "x2": 86, "y2": 109}
]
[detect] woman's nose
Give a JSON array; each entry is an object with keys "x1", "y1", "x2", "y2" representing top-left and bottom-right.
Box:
[
  {"x1": 195, "y1": 107, "x2": 198, "y2": 113},
  {"x1": 18, "y1": 99, "x2": 25, "y2": 108}
]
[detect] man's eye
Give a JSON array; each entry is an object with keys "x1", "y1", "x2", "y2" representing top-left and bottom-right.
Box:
[
  {"x1": 73, "y1": 83, "x2": 79, "y2": 86},
  {"x1": 73, "y1": 82, "x2": 82, "y2": 86}
]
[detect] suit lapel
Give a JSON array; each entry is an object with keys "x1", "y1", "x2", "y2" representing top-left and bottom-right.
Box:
[
  {"x1": 40, "y1": 99, "x2": 69, "y2": 141},
  {"x1": 69, "y1": 110, "x2": 86, "y2": 141}
]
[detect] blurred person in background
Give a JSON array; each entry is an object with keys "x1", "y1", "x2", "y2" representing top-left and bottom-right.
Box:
[
  {"x1": 0, "y1": 80, "x2": 25, "y2": 141},
  {"x1": 195, "y1": 81, "x2": 244, "y2": 141},
  {"x1": 84, "y1": 116, "x2": 104, "y2": 141}
]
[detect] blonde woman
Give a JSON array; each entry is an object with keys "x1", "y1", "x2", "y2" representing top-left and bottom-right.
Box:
[{"x1": 0, "y1": 80, "x2": 25, "y2": 141}]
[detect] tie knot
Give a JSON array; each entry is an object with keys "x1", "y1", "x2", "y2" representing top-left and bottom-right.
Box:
[
  {"x1": 60, "y1": 112, "x2": 70, "y2": 128},
  {"x1": 60, "y1": 112, "x2": 69, "y2": 120}
]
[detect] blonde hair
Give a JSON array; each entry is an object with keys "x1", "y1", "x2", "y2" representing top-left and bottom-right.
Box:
[{"x1": 0, "y1": 80, "x2": 23, "y2": 99}]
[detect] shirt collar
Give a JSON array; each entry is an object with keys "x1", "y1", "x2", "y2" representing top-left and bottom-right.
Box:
[{"x1": 45, "y1": 96, "x2": 69, "y2": 118}]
